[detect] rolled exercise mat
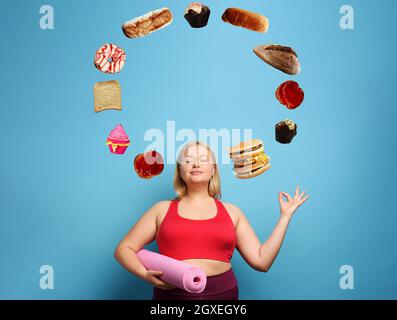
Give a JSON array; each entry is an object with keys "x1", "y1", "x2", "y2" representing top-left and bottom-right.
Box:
[{"x1": 136, "y1": 249, "x2": 207, "y2": 293}]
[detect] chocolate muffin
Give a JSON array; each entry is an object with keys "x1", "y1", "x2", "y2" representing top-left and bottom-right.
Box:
[
  {"x1": 275, "y1": 119, "x2": 297, "y2": 144},
  {"x1": 184, "y1": 3, "x2": 211, "y2": 28}
]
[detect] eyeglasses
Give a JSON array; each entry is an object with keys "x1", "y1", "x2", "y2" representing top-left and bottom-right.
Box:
[{"x1": 180, "y1": 155, "x2": 212, "y2": 165}]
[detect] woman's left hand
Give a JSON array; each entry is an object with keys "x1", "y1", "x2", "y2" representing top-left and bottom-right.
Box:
[{"x1": 278, "y1": 186, "x2": 309, "y2": 219}]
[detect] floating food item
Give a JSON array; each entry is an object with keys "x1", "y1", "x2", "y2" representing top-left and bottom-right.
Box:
[
  {"x1": 253, "y1": 44, "x2": 301, "y2": 75},
  {"x1": 94, "y1": 43, "x2": 126, "y2": 74},
  {"x1": 134, "y1": 150, "x2": 164, "y2": 179},
  {"x1": 184, "y1": 2, "x2": 211, "y2": 28},
  {"x1": 275, "y1": 120, "x2": 297, "y2": 144},
  {"x1": 229, "y1": 139, "x2": 271, "y2": 179},
  {"x1": 122, "y1": 8, "x2": 173, "y2": 38},
  {"x1": 222, "y1": 8, "x2": 269, "y2": 33},
  {"x1": 276, "y1": 81, "x2": 304, "y2": 109},
  {"x1": 94, "y1": 80, "x2": 122, "y2": 113},
  {"x1": 106, "y1": 124, "x2": 130, "y2": 154}
]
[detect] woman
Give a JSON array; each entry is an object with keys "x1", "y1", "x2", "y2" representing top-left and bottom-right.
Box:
[{"x1": 114, "y1": 140, "x2": 309, "y2": 300}]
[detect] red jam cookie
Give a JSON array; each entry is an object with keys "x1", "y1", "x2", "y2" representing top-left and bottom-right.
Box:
[
  {"x1": 134, "y1": 150, "x2": 164, "y2": 179},
  {"x1": 275, "y1": 80, "x2": 304, "y2": 109}
]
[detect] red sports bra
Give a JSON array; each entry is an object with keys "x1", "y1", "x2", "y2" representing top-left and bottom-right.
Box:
[{"x1": 156, "y1": 197, "x2": 237, "y2": 262}]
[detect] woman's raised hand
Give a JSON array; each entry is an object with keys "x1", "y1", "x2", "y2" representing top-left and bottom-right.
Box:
[{"x1": 278, "y1": 186, "x2": 309, "y2": 219}]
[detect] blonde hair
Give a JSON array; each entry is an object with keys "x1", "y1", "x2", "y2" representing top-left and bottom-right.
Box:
[{"x1": 173, "y1": 140, "x2": 221, "y2": 200}]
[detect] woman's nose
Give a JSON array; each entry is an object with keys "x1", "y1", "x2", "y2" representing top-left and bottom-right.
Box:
[{"x1": 192, "y1": 160, "x2": 200, "y2": 167}]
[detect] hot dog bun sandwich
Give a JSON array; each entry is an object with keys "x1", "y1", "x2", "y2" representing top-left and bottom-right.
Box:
[
  {"x1": 229, "y1": 139, "x2": 271, "y2": 179},
  {"x1": 122, "y1": 8, "x2": 173, "y2": 38},
  {"x1": 222, "y1": 8, "x2": 269, "y2": 33}
]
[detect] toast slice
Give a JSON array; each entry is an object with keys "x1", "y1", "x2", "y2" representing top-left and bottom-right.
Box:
[{"x1": 94, "y1": 80, "x2": 122, "y2": 112}]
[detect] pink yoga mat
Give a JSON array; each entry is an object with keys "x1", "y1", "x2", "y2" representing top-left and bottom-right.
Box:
[{"x1": 136, "y1": 249, "x2": 207, "y2": 293}]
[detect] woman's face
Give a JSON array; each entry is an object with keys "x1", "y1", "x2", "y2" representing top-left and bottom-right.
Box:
[{"x1": 179, "y1": 144, "x2": 215, "y2": 185}]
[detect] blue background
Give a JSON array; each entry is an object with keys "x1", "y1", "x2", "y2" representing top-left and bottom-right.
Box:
[{"x1": 1, "y1": 0, "x2": 396, "y2": 299}]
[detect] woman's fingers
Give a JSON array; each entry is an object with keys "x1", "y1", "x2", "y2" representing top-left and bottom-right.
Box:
[
  {"x1": 281, "y1": 188, "x2": 308, "y2": 206},
  {"x1": 148, "y1": 270, "x2": 162, "y2": 276},
  {"x1": 152, "y1": 277, "x2": 163, "y2": 285},
  {"x1": 151, "y1": 276, "x2": 168, "y2": 287},
  {"x1": 278, "y1": 192, "x2": 285, "y2": 204},
  {"x1": 146, "y1": 270, "x2": 176, "y2": 289},
  {"x1": 153, "y1": 277, "x2": 175, "y2": 290},
  {"x1": 294, "y1": 186, "x2": 300, "y2": 198},
  {"x1": 299, "y1": 195, "x2": 310, "y2": 204},
  {"x1": 161, "y1": 283, "x2": 177, "y2": 290},
  {"x1": 148, "y1": 270, "x2": 165, "y2": 283},
  {"x1": 278, "y1": 192, "x2": 288, "y2": 204},
  {"x1": 281, "y1": 192, "x2": 292, "y2": 202}
]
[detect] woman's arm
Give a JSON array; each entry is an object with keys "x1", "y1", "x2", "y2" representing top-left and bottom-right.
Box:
[
  {"x1": 232, "y1": 186, "x2": 309, "y2": 272},
  {"x1": 113, "y1": 202, "x2": 159, "y2": 279},
  {"x1": 114, "y1": 201, "x2": 176, "y2": 289}
]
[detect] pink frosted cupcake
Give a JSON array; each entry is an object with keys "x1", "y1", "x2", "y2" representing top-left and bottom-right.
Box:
[{"x1": 106, "y1": 124, "x2": 130, "y2": 154}]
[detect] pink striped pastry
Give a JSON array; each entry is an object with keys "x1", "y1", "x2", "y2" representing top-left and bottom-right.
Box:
[
  {"x1": 94, "y1": 43, "x2": 126, "y2": 74},
  {"x1": 106, "y1": 124, "x2": 130, "y2": 154}
]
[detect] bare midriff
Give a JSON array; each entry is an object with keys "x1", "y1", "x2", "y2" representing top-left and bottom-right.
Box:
[{"x1": 181, "y1": 259, "x2": 231, "y2": 276}]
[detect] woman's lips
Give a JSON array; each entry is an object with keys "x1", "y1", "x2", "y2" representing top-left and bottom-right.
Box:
[{"x1": 191, "y1": 171, "x2": 203, "y2": 175}]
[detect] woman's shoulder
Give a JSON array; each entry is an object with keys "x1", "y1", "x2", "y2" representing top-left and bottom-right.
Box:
[
  {"x1": 152, "y1": 199, "x2": 173, "y2": 211},
  {"x1": 218, "y1": 200, "x2": 242, "y2": 213},
  {"x1": 151, "y1": 200, "x2": 175, "y2": 226},
  {"x1": 217, "y1": 200, "x2": 243, "y2": 222}
]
